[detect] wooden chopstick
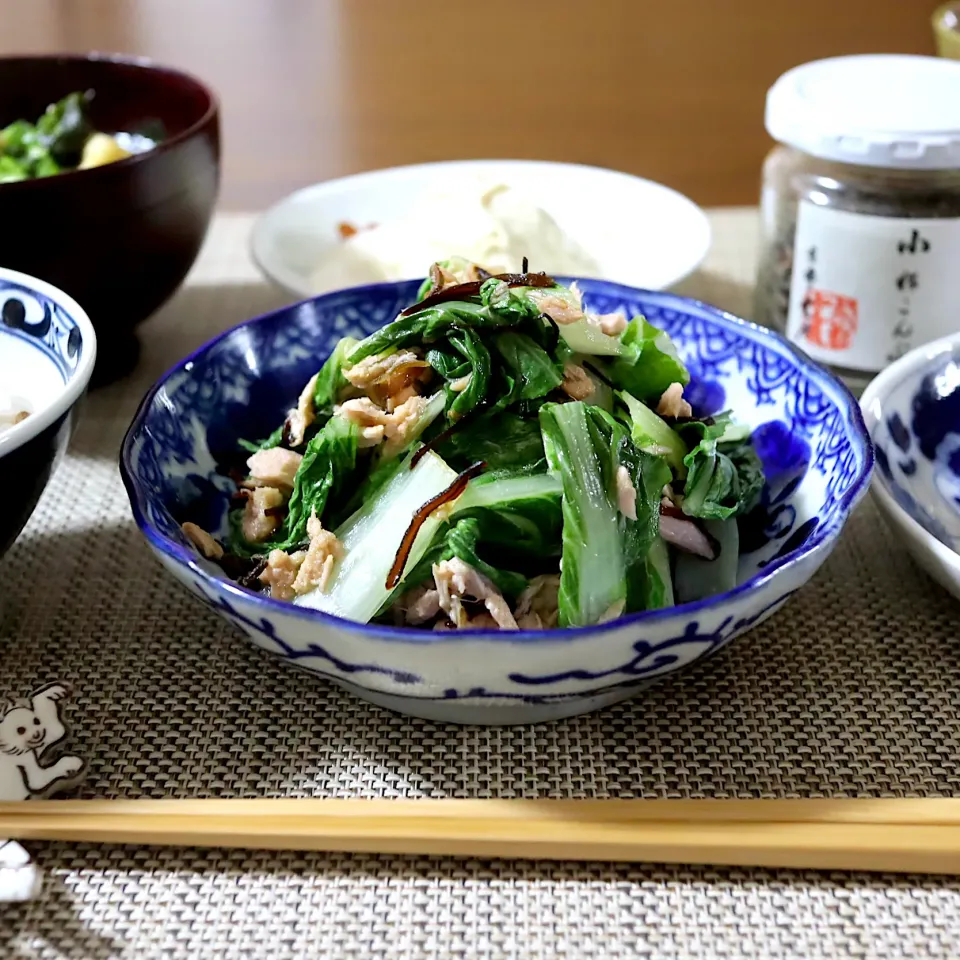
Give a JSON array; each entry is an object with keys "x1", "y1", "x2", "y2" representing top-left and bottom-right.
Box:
[
  {"x1": 2, "y1": 799, "x2": 960, "y2": 874},
  {"x1": 7, "y1": 797, "x2": 960, "y2": 823}
]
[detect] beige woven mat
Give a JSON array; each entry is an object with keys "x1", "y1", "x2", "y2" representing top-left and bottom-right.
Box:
[{"x1": 2, "y1": 211, "x2": 960, "y2": 959}]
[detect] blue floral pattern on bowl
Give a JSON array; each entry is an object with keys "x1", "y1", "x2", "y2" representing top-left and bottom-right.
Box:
[
  {"x1": 865, "y1": 340, "x2": 960, "y2": 553},
  {"x1": 120, "y1": 280, "x2": 873, "y2": 725}
]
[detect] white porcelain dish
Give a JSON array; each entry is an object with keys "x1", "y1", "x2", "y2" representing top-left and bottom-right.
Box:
[
  {"x1": 251, "y1": 159, "x2": 711, "y2": 298},
  {"x1": 0, "y1": 266, "x2": 97, "y2": 557},
  {"x1": 860, "y1": 333, "x2": 960, "y2": 602}
]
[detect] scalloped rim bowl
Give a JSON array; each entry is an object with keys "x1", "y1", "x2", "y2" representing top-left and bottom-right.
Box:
[
  {"x1": 121, "y1": 280, "x2": 872, "y2": 725},
  {"x1": 860, "y1": 333, "x2": 960, "y2": 601}
]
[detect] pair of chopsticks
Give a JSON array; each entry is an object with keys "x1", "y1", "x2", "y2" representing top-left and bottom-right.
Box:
[{"x1": 1, "y1": 798, "x2": 959, "y2": 875}]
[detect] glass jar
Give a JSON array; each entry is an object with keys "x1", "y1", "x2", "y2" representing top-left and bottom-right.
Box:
[{"x1": 754, "y1": 55, "x2": 960, "y2": 393}]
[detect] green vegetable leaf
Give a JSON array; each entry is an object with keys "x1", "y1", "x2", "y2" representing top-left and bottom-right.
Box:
[
  {"x1": 492, "y1": 331, "x2": 563, "y2": 401},
  {"x1": 724, "y1": 441, "x2": 765, "y2": 512},
  {"x1": 37, "y1": 91, "x2": 93, "y2": 165},
  {"x1": 349, "y1": 301, "x2": 514, "y2": 364},
  {"x1": 381, "y1": 471, "x2": 564, "y2": 615},
  {"x1": 556, "y1": 320, "x2": 626, "y2": 357},
  {"x1": 0, "y1": 91, "x2": 99, "y2": 178},
  {"x1": 608, "y1": 318, "x2": 690, "y2": 403},
  {"x1": 623, "y1": 446, "x2": 674, "y2": 613},
  {"x1": 479, "y1": 279, "x2": 544, "y2": 323},
  {"x1": 675, "y1": 411, "x2": 738, "y2": 449},
  {"x1": 231, "y1": 415, "x2": 361, "y2": 555},
  {"x1": 33, "y1": 154, "x2": 60, "y2": 177},
  {"x1": 645, "y1": 537, "x2": 675, "y2": 610},
  {"x1": 528, "y1": 285, "x2": 626, "y2": 357},
  {"x1": 619, "y1": 390, "x2": 687, "y2": 472},
  {"x1": 283, "y1": 415, "x2": 360, "y2": 544},
  {"x1": 426, "y1": 345, "x2": 469, "y2": 380},
  {"x1": 541, "y1": 401, "x2": 675, "y2": 625},
  {"x1": 314, "y1": 336, "x2": 358, "y2": 415},
  {"x1": 582, "y1": 405, "x2": 673, "y2": 614},
  {"x1": 237, "y1": 423, "x2": 285, "y2": 454},
  {"x1": 331, "y1": 451, "x2": 407, "y2": 527},
  {"x1": 217, "y1": 270, "x2": 763, "y2": 628},
  {"x1": 445, "y1": 328, "x2": 490, "y2": 420},
  {"x1": 452, "y1": 472, "x2": 563, "y2": 559},
  {"x1": 437, "y1": 411, "x2": 546, "y2": 474},
  {"x1": 0, "y1": 120, "x2": 35, "y2": 158},
  {"x1": 0, "y1": 119, "x2": 59, "y2": 180},
  {"x1": 539, "y1": 401, "x2": 627, "y2": 627},
  {"x1": 0, "y1": 154, "x2": 28, "y2": 183},
  {"x1": 681, "y1": 431, "x2": 764, "y2": 521},
  {"x1": 350, "y1": 281, "x2": 548, "y2": 366},
  {"x1": 439, "y1": 517, "x2": 528, "y2": 599}
]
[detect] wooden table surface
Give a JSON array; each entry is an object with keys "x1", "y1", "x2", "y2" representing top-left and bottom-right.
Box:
[{"x1": 0, "y1": 0, "x2": 937, "y2": 210}]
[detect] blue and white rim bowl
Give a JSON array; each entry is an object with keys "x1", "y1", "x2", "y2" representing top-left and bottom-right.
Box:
[
  {"x1": 120, "y1": 279, "x2": 873, "y2": 725},
  {"x1": 0, "y1": 266, "x2": 97, "y2": 556},
  {"x1": 861, "y1": 333, "x2": 960, "y2": 602}
]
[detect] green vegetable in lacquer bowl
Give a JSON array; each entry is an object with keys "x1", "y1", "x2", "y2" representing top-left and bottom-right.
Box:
[
  {"x1": 121, "y1": 264, "x2": 873, "y2": 724},
  {"x1": 0, "y1": 89, "x2": 163, "y2": 182}
]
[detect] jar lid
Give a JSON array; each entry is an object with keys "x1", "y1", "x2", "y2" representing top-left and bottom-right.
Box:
[{"x1": 765, "y1": 54, "x2": 960, "y2": 169}]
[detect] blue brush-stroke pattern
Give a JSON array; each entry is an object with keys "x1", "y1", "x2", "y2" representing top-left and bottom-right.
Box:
[
  {"x1": 873, "y1": 349, "x2": 960, "y2": 552},
  {"x1": 192, "y1": 580, "x2": 422, "y2": 685},
  {"x1": 507, "y1": 594, "x2": 791, "y2": 687},
  {"x1": 0, "y1": 281, "x2": 83, "y2": 382}
]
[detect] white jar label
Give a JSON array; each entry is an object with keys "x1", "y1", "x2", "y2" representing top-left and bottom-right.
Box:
[{"x1": 785, "y1": 202, "x2": 960, "y2": 372}]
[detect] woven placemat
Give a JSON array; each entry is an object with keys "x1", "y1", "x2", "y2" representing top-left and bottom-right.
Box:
[{"x1": 2, "y1": 212, "x2": 959, "y2": 959}]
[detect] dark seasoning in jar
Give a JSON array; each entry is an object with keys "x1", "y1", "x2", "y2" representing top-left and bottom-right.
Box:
[{"x1": 754, "y1": 55, "x2": 960, "y2": 392}]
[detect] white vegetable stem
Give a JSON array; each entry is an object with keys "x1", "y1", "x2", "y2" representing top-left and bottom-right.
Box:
[
  {"x1": 646, "y1": 536, "x2": 676, "y2": 608},
  {"x1": 542, "y1": 402, "x2": 626, "y2": 628},
  {"x1": 454, "y1": 473, "x2": 561, "y2": 510},
  {"x1": 620, "y1": 390, "x2": 686, "y2": 472},
  {"x1": 294, "y1": 451, "x2": 457, "y2": 622},
  {"x1": 673, "y1": 518, "x2": 739, "y2": 603},
  {"x1": 559, "y1": 320, "x2": 625, "y2": 357}
]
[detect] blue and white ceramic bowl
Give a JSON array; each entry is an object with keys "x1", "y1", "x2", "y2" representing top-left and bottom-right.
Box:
[
  {"x1": 861, "y1": 333, "x2": 960, "y2": 602},
  {"x1": 0, "y1": 267, "x2": 97, "y2": 557},
  {"x1": 120, "y1": 281, "x2": 872, "y2": 725}
]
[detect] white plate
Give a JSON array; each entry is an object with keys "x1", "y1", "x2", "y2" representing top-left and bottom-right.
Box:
[{"x1": 251, "y1": 159, "x2": 711, "y2": 298}]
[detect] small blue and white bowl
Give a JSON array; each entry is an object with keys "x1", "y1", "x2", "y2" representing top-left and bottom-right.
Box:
[
  {"x1": 120, "y1": 281, "x2": 872, "y2": 725},
  {"x1": 0, "y1": 267, "x2": 96, "y2": 557},
  {"x1": 861, "y1": 333, "x2": 960, "y2": 602}
]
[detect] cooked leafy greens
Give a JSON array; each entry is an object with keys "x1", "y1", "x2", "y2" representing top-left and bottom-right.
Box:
[
  {"x1": 313, "y1": 336, "x2": 358, "y2": 416},
  {"x1": 188, "y1": 262, "x2": 767, "y2": 631},
  {"x1": 0, "y1": 91, "x2": 162, "y2": 183},
  {"x1": 678, "y1": 417, "x2": 764, "y2": 520},
  {"x1": 608, "y1": 317, "x2": 690, "y2": 403}
]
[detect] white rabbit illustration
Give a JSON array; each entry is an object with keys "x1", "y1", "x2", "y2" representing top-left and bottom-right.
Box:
[{"x1": 0, "y1": 683, "x2": 85, "y2": 800}]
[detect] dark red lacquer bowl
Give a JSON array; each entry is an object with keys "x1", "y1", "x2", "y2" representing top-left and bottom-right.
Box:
[{"x1": 0, "y1": 54, "x2": 220, "y2": 383}]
